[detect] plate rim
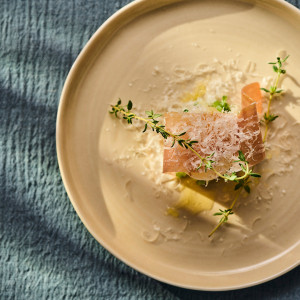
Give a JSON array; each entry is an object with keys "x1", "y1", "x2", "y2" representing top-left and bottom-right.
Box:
[{"x1": 56, "y1": 0, "x2": 300, "y2": 291}]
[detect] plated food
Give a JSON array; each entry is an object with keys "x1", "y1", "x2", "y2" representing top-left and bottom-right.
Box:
[
  {"x1": 109, "y1": 56, "x2": 288, "y2": 237},
  {"x1": 57, "y1": 0, "x2": 300, "y2": 290}
]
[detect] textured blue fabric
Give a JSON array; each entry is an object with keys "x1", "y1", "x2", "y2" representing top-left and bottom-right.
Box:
[{"x1": 1, "y1": 0, "x2": 300, "y2": 299}]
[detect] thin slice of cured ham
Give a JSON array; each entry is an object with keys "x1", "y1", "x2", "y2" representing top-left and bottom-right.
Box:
[
  {"x1": 237, "y1": 103, "x2": 265, "y2": 167},
  {"x1": 163, "y1": 103, "x2": 265, "y2": 180},
  {"x1": 241, "y1": 82, "x2": 263, "y2": 115}
]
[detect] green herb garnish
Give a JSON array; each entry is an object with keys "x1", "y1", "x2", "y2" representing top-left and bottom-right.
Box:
[
  {"x1": 209, "y1": 55, "x2": 289, "y2": 236},
  {"x1": 196, "y1": 180, "x2": 206, "y2": 186},
  {"x1": 211, "y1": 95, "x2": 231, "y2": 112},
  {"x1": 176, "y1": 172, "x2": 188, "y2": 178},
  {"x1": 261, "y1": 55, "x2": 289, "y2": 142},
  {"x1": 214, "y1": 209, "x2": 233, "y2": 222}
]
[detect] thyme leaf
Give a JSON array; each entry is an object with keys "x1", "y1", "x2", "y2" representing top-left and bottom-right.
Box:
[{"x1": 211, "y1": 95, "x2": 231, "y2": 112}]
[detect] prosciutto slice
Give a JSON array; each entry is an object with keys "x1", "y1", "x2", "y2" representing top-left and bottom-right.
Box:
[{"x1": 241, "y1": 82, "x2": 263, "y2": 115}]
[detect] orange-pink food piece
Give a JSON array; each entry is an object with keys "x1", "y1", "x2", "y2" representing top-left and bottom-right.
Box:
[
  {"x1": 163, "y1": 104, "x2": 265, "y2": 180},
  {"x1": 237, "y1": 103, "x2": 265, "y2": 166},
  {"x1": 241, "y1": 82, "x2": 263, "y2": 115}
]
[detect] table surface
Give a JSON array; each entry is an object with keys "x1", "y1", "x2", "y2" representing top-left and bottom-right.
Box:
[{"x1": 1, "y1": 0, "x2": 300, "y2": 299}]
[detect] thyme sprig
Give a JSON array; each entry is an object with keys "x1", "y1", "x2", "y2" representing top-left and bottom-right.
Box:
[
  {"x1": 110, "y1": 100, "x2": 199, "y2": 148},
  {"x1": 110, "y1": 100, "x2": 253, "y2": 182},
  {"x1": 110, "y1": 100, "x2": 218, "y2": 172},
  {"x1": 208, "y1": 151, "x2": 260, "y2": 237},
  {"x1": 208, "y1": 190, "x2": 241, "y2": 237},
  {"x1": 261, "y1": 55, "x2": 289, "y2": 142},
  {"x1": 209, "y1": 55, "x2": 289, "y2": 236}
]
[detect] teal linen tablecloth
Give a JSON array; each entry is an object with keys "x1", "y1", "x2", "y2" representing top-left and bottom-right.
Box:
[{"x1": 1, "y1": 0, "x2": 300, "y2": 299}]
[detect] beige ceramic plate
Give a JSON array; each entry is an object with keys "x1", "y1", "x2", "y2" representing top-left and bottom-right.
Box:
[{"x1": 57, "y1": 0, "x2": 300, "y2": 290}]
